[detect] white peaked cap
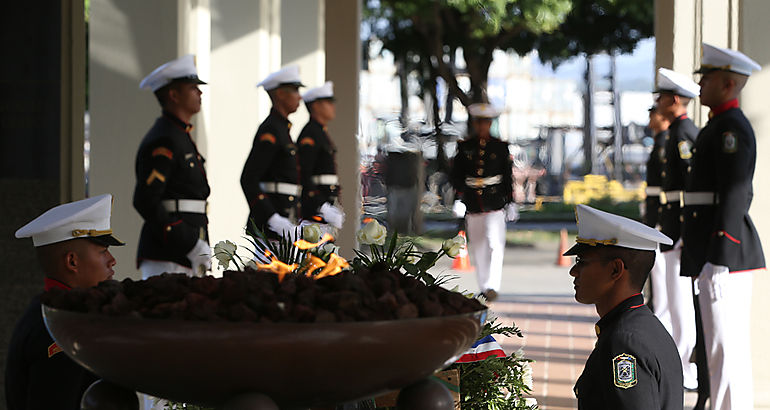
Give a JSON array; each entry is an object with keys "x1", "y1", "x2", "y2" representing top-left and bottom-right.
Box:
[
  {"x1": 696, "y1": 43, "x2": 762, "y2": 76},
  {"x1": 257, "y1": 65, "x2": 304, "y2": 91},
  {"x1": 139, "y1": 54, "x2": 206, "y2": 92},
  {"x1": 656, "y1": 68, "x2": 700, "y2": 98},
  {"x1": 468, "y1": 103, "x2": 503, "y2": 119},
  {"x1": 302, "y1": 81, "x2": 335, "y2": 103},
  {"x1": 15, "y1": 194, "x2": 125, "y2": 247},
  {"x1": 563, "y1": 204, "x2": 672, "y2": 255}
]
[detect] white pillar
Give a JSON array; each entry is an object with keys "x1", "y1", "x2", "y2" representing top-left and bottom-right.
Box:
[
  {"x1": 740, "y1": 0, "x2": 770, "y2": 404},
  {"x1": 325, "y1": 0, "x2": 361, "y2": 257}
]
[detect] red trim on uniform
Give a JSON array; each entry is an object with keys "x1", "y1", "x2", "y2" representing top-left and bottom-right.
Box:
[
  {"x1": 677, "y1": 114, "x2": 688, "y2": 120},
  {"x1": 710, "y1": 98, "x2": 739, "y2": 117},
  {"x1": 628, "y1": 293, "x2": 644, "y2": 309},
  {"x1": 163, "y1": 219, "x2": 184, "y2": 243},
  {"x1": 714, "y1": 230, "x2": 741, "y2": 244},
  {"x1": 729, "y1": 267, "x2": 766, "y2": 275},
  {"x1": 44, "y1": 278, "x2": 71, "y2": 291}
]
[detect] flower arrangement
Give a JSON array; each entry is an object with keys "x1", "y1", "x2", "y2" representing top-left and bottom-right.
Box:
[{"x1": 158, "y1": 220, "x2": 537, "y2": 409}]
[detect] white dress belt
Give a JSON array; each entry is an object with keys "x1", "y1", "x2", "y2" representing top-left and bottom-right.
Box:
[
  {"x1": 681, "y1": 191, "x2": 718, "y2": 206},
  {"x1": 162, "y1": 199, "x2": 207, "y2": 214},
  {"x1": 659, "y1": 190, "x2": 682, "y2": 205},
  {"x1": 259, "y1": 182, "x2": 302, "y2": 196},
  {"x1": 311, "y1": 174, "x2": 339, "y2": 186},
  {"x1": 645, "y1": 186, "x2": 661, "y2": 196},
  {"x1": 465, "y1": 175, "x2": 503, "y2": 189}
]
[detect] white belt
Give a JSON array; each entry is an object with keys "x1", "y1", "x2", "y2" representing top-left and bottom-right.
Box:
[
  {"x1": 162, "y1": 199, "x2": 207, "y2": 214},
  {"x1": 645, "y1": 186, "x2": 661, "y2": 197},
  {"x1": 659, "y1": 190, "x2": 682, "y2": 205},
  {"x1": 311, "y1": 174, "x2": 339, "y2": 186},
  {"x1": 465, "y1": 175, "x2": 502, "y2": 189},
  {"x1": 259, "y1": 182, "x2": 302, "y2": 196},
  {"x1": 681, "y1": 191, "x2": 718, "y2": 206}
]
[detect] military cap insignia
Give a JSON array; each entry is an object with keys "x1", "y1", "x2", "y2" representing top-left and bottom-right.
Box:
[
  {"x1": 613, "y1": 353, "x2": 637, "y2": 388},
  {"x1": 299, "y1": 137, "x2": 315, "y2": 146},
  {"x1": 259, "y1": 133, "x2": 277, "y2": 144},
  {"x1": 678, "y1": 140, "x2": 693, "y2": 159},
  {"x1": 722, "y1": 132, "x2": 738, "y2": 153},
  {"x1": 151, "y1": 147, "x2": 173, "y2": 160}
]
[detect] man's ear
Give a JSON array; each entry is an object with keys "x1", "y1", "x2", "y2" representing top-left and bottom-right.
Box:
[
  {"x1": 64, "y1": 250, "x2": 79, "y2": 274},
  {"x1": 609, "y1": 258, "x2": 625, "y2": 280}
]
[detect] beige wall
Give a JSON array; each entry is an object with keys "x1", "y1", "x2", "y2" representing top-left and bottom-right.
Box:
[
  {"x1": 89, "y1": 0, "x2": 362, "y2": 274},
  {"x1": 89, "y1": 0, "x2": 180, "y2": 278},
  {"x1": 655, "y1": 0, "x2": 770, "y2": 406}
]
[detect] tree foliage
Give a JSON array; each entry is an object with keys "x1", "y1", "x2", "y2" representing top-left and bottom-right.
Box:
[{"x1": 364, "y1": 0, "x2": 654, "y2": 106}]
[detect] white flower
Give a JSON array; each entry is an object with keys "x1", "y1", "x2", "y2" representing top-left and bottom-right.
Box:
[
  {"x1": 302, "y1": 223, "x2": 322, "y2": 244},
  {"x1": 441, "y1": 234, "x2": 466, "y2": 257},
  {"x1": 356, "y1": 220, "x2": 387, "y2": 246},
  {"x1": 320, "y1": 242, "x2": 340, "y2": 256},
  {"x1": 213, "y1": 240, "x2": 237, "y2": 269}
]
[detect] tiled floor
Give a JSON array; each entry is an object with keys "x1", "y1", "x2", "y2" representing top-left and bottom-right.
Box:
[{"x1": 491, "y1": 294, "x2": 596, "y2": 409}]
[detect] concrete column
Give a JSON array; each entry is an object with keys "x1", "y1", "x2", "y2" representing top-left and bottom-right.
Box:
[
  {"x1": 89, "y1": 0, "x2": 181, "y2": 278},
  {"x1": 325, "y1": 0, "x2": 361, "y2": 257},
  {"x1": 740, "y1": 0, "x2": 770, "y2": 404},
  {"x1": 281, "y1": 0, "x2": 325, "y2": 140}
]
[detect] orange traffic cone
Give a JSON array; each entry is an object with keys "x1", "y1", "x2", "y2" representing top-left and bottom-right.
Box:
[
  {"x1": 452, "y1": 231, "x2": 474, "y2": 272},
  {"x1": 556, "y1": 228, "x2": 572, "y2": 267}
]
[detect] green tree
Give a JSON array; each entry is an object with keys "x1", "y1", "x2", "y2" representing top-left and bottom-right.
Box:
[{"x1": 364, "y1": 0, "x2": 654, "y2": 106}]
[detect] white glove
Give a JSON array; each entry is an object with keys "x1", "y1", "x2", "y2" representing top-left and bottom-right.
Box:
[
  {"x1": 452, "y1": 200, "x2": 466, "y2": 218},
  {"x1": 505, "y1": 202, "x2": 519, "y2": 222},
  {"x1": 267, "y1": 213, "x2": 299, "y2": 241},
  {"x1": 320, "y1": 203, "x2": 345, "y2": 229},
  {"x1": 186, "y1": 239, "x2": 212, "y2": 272},
  {"x1": 703, "y1": 263, "x2": 730, "y2": 302}
]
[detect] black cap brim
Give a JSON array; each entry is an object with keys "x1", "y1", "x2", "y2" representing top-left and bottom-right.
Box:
[
  {"x1": 171, "y1": 75, "x2": 207, "y2": 86},
  {"x1": 562, "y1": 243, "x2": 585, "y2": 256},
  {"x1": 88, "y1": 234, "x2": 125, "y2": 247}
]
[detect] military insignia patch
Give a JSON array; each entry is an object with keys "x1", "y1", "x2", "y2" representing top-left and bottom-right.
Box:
[
  {"x1": 151, "y1": 147, "x2": 173, "y2": 160},
  {"x1": 48, "y1": 342, "x2": 62, "y2": 358},
  {"x1": 259, "y1": 133, "x2": 277, "y2": 144},
  {"x1": 723, "y1": 132, "x2": 737, "y2": 153},
  {"x1": 613, "y1": 353, "x2": 637, "y2": 389},
  {"x1": 678, "y1": 141, "x2": 693, "y2": 159}
]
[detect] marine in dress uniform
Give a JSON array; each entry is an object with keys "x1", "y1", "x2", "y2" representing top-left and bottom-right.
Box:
[
  {"x1": 566, "y1": 205, "x2": 683, "y2": 410},
  {"x1": 643, "y1": 105, "x2": 668, "y2": 230},
  {"x1": 449, "y1": 104, "x2": 514, "y2": 301},
  {"x1": 6, "y1": 195, "x2": 125, "y2": 410},
  {"x1": 653, "y1": 67, "x2": 701, "y2": 390},
  {"x1": 134, "y1": 54, "x2": 211, "y2": 278},
  {"x1": 680, "y1": 43, "x2": 765, "y2": 410},
  {"x1": 297, "y1": 81, "x2": 344, "y2": 229},
  {"x1": 241, "y1": 65, "x2": 304, "y2": 240}
]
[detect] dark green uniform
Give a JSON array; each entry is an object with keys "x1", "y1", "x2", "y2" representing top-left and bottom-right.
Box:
[
  {"x1": 575, "y1": 294, "x2": 683, "y2": 410},
  {"x1": 659, "y1": 115, "x2": 698, "y2": 252},
  {"x1": 680, "y1": 103, "x2": 765, "y2": 276}
]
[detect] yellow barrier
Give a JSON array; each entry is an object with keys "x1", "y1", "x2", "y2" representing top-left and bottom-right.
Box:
[{"x1": 562, "y1": 175, "x2": 645, "y2": 204}]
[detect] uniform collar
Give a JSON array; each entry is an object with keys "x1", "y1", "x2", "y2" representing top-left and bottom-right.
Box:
[
  {"x1": 44, "y1": 277, "x2": 72, "y2": 291},
  {"x1": 594, "y1": 293, "x2": 644, "y2": 336},
  {"x1": 162, "y1": 110, "x2": 194, "y2": 133},
  {"x1": 709, "y1": 98, "x2": 739, "y2": 118},
  {"x1": 270, "y1": 108, "x2": 292, "y2": 129},
  {"x1": 675, "y1": 113, "x2": 688, "y2": 121}
]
